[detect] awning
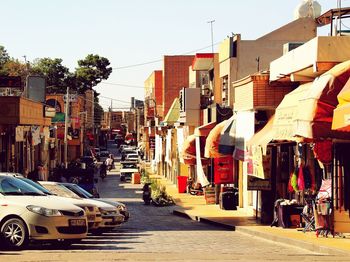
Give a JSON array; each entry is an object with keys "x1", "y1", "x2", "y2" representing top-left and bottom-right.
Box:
[
  {"x1": 204, "y1": 120, "x2": 227, "y2": 158},
  {"x1": 332, "y1": 78, "x2": 350, "y2": 131},
  {"x1": 247, "y1": 116, "x2": 274, "y2": 155},
  {"x1": 194, "y1": 121, "x2": 216, "y2": 137},
  {"x1": 247, "y1": 117, "x2": 274, "y2": 179},
  {"x1": 162, "y1": 98, "x2": 180, "y2": 126},
  {"x1": 192, "y1": 53, "x2": 214, "y2": 71},
  {"x1": 295, "y1": 60, "x2": 350, "y2": 139},
  {"x1": 273, "y1": 83, "x2": 312, "y2": 141},
  {"x1": 181, "y1": 135, "x2": 209, "y2": 165},
  {"x1": 219, "y1": 115, "x2": 236, "y2": 155}
]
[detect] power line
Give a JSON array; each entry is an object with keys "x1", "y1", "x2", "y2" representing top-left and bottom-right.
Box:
[{"x1": 111, "y1": 41, "x2": 221, "y2": 70}]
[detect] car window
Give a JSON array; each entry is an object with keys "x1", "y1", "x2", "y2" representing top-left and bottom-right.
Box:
[
  {"x1": 0, "y1": 177, "x2": 45, "y2": 196},
  {"x1": 41, "y1": 183, "x2": 80, "y2": 199},
  {"x1": 64, "y1": 184, "x2": 93, "y2": 198},
  {"x1": 20, "y1": 178, "x2": 52, "y2": 195}
]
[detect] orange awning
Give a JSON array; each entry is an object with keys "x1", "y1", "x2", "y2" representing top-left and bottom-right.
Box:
[
  {"x1": 295, "y1": 60, "x2": 350, "y2": 139},
  {"x1": 194, "y1": 122, "x2": 216, "y2": 137},
  {"x1": 332, "y1": 78, "x2": 350, "y2": 133},
  {"x1": 205, "y1": 120, "x2": 227, "y2": 158},
  {"x1": 181, "y1": 135, "x2": 209, "y2": 165}
]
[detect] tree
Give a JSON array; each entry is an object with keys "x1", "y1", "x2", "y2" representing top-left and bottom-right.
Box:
[
  {"x1": 75, "y1": 54, "x2": 112, "y2": 93},
  {"x1": 0, "y1": 45, "x2": 10, "y2": 69},
  {"x1": 2, "y1": 59, "x2": 30, "y2": 80},
  {"x1": 31, "y1": 58, "x2": 70, "y2": 93}
]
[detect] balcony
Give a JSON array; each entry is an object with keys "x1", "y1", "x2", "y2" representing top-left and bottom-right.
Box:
[
  {"x1": 270, "y1": 36, "x2": 350, "y2": 82},
  {"x1": 0, "y1": 96, "x2": 50, "y2": 126}
]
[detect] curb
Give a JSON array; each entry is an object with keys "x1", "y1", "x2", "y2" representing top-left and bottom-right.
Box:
[
  {"x1": 172, "y1": 208, "x2": 349, "y2": 256},
  {"x1": 173, "y1": 209, "x2": 235, "y2": 230},
  {"x1": 235, "y1": 226, "x2": 350, "y2": 256}
]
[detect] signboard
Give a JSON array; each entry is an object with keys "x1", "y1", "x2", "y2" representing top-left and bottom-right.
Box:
[
  {"x1": 63, "y1": 94, "x2": 77, "y2": 102},
  {"x1": 149, "y1": 137, "x2": 155, "y2": 149},
  {"x1": 214, "y1": 156, "x2": 234, "y2": 184},
  {"x1": 0, "y1": 76, "x2": 22, "y2": 88},
  {"x1": 247, "y1": 147, "x2": 272, "y2": 191},
  {"x1": 27, "y1": 76, "x2": 46, "y2": 103}
]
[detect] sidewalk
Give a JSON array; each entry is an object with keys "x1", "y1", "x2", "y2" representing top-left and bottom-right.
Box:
[{"x1": 149, "y1": 173, "x2": 350, "y2": 256}]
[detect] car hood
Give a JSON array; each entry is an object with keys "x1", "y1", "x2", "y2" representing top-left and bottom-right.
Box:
[
  {"x1": 82, "y1": 198, "x2": 117, "y2": 211},
  {"x1": 95, "y1": 198, "x2": 125, "y2": 208},
  {"x1": 46, "y1": 195, "x2": 97, "y2": 208},
  {"x1": 5, "y1": 196, "x2": 83, "y2": 211}
]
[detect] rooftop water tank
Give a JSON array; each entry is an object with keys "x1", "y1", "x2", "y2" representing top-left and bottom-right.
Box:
[{"x1": 294, "y1": 0, "x2": 321, "y2": 20}]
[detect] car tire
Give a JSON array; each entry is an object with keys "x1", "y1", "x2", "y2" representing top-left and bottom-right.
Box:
[{"x1": 1, "y1": 218, "x2": 28, "y2": 250}]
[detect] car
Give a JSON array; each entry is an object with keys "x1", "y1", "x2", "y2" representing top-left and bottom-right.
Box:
[
  {"x1": 0, "y1": 175, "x2": 88, "y2": 249},
  {"x1": 80, "y1": 156, "x2": 97, "y2": 168},
  {"x1": 119, "y1": 167, "x2": 139, "y2": 182},
  {"x1": 99, "y1": 150, "x2": 110, "y2": 163},
  {"x1": 39, "y1": 182, "x2": 124, "y2": 232},
  {"x1": 60, "y1": 183, "x2": 129, "y2": 222},
  {"x1": 13, "y1": 177, "x2": 102, "y2": 231},
  {"x1": 125, "y1": 153, "x2": 139, "y2": 162}
]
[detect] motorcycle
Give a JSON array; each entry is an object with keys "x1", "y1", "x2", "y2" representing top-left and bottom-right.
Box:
[
  {"x1": 187, "y1": 177, "x2": 203, "y2": 196},
  {"x1": 142, "y1": 183, "x2": 152, "y2": 205},
  {"x1": 99, "y1": 163, "x2": 107, "y2": 181}
]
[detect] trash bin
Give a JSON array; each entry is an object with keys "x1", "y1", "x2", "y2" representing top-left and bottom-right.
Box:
[
  {"x1": 177, "y1": 176, "x2": 188, "y2": 193},
  {"x1": 132, "y1": 172, "x2": 141, "y2": 184},
  {"x1": 219, "y1": 187, "x2": 238, "y2": 210}
]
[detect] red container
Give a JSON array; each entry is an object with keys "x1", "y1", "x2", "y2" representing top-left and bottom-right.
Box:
[{"x1": 177, "y1": 176, "x2": 188, "y2": 193}]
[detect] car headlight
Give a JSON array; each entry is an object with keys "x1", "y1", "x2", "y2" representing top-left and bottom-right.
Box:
[
  {"x1": 116, "y1": 205, "x2": 126, "y2": 211},
  {"x1": 99, "y1": 208, "x2": 117, "y2": 216},
  {"x1": 27, "y1": 205, "x2": 62, "y2": 217}
]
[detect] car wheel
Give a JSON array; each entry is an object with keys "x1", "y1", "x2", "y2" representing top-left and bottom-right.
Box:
[{"x1": 1, "y1": 218, "x2": 28, "y2": 249}]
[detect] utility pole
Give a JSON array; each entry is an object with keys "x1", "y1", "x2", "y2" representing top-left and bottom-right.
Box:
[
  {"x1": 64, "y1": 86, "x2": 69, "y2": 168},
  {"x1": 207, "y1": 20, "x2": 215, "y2": 54}
]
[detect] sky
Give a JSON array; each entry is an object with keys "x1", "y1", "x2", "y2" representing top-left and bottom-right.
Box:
[{"x1": 0, "y1": 0, "x2": 343, "y2": 110}]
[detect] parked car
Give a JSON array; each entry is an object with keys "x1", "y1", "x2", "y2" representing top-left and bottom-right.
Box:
[
  {"x1": 39, "y1": 182, "x2": 124, "y2": 233},
  {"x1": 11, "y1": 176, "x2": 102, "y2": 231},
  {"x1": 60, "y1": 183, "x2": 129, "y2": 222},
  {"x1": 99, "y1": 150, "x2": 110, "y2": 163},
  {"x1": 125, "y1": 153, "x2": 140, "y2": 162},
  {"x1": 0, "y1": 175, "x2": 88, "y2": 249}
]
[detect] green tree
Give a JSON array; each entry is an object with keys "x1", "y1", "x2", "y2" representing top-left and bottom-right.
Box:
[
  {"x1": 0, "y1": 45, "x2": 10, "y2": 70},
  {"x1": 2, "y1": 59, "x2": 30, "y2": 80},
  {"x1": 75, "y1": 54, "x2": 112, "y2": 93},
  {"x1": 31, "y1": 58, "x2": 70, "y2": 93}
]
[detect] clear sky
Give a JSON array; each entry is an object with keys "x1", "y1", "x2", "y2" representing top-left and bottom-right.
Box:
[{"x1": 0, "y1": 0, "x2": 342, "y2": 110}]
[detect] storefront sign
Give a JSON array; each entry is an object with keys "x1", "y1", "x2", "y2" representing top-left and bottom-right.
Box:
[
  {"x1": 214, "y1": 156, "x2": 234, "y2": 184},
  {"x1": 15, "y1": 126, "x2": 24, "y2": 142},
  {"x1": 248, "y1": 147, "x2": 272, "y2": 191}
]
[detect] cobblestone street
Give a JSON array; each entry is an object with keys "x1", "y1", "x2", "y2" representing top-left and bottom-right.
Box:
[{"x1": 1, "y1": 152, "x2": 350, "y2": 261}]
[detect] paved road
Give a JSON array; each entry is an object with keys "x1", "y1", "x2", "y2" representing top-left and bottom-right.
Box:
[{"x1": 1, "y1": 142, "x2": 349, "y2": 261}]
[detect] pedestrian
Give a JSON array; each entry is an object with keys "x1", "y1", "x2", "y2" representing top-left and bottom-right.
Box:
[{"x1": 105, "y1": 155, "x2": 113, "y2": 171}]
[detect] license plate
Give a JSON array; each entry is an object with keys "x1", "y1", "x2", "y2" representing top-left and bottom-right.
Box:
[
  {"x1": 87, "y1": 215, "x2": 95, "y2": 221},
  {"x1": 69, "y1": 219, "x2": 86, "y2": 226}
]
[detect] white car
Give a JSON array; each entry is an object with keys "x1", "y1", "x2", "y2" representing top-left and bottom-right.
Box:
[
  {"x1": 15, "y1": 178, "x2": 102, "y2": 230},
  {"x1": 0, "y1": 175, "x2": 88, "y2": 249},
  {"x1": 125, "y1": 153, "x2": 139, "y2": 162},
  {"x1": 39, "y1": 182, "x2": 124, "y2": 233}
]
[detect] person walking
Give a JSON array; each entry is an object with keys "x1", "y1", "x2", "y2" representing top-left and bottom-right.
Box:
[{"x1": 105, "y1": 154, "x2": 114, "y2": 172}]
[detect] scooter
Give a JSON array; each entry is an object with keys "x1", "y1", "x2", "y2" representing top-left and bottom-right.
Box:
[
  {"x1": 142, "y1": 183, "x2": 152, "y2": 205},
  {"x1": 187, "y1": 177, "x2": 203, "y2": 196},
  {"x1": 99, "y1": 163, "x2": 107, "y2": 181}
]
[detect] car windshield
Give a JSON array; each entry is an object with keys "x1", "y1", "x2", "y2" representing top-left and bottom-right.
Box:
[
  {"x1": 0, "y1": 176, "x2": 46, "y2": 196},
  {"x1": 40, "y1": 183, "x2": 81, "y2": 199},
  {"x1": 127, "y1": 154, "x2": 138, "y2": 159},
  {"x1": 19, "y1": 178, "x2": 53, "y2": 195},
  {"x1": 63, "y1": 184, "x2": 93, "y2": 198}
]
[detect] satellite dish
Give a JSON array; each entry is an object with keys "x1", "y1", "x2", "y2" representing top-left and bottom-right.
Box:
[{"x1": 294, "y1": 0, "x2": 321, "y2": 20}]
